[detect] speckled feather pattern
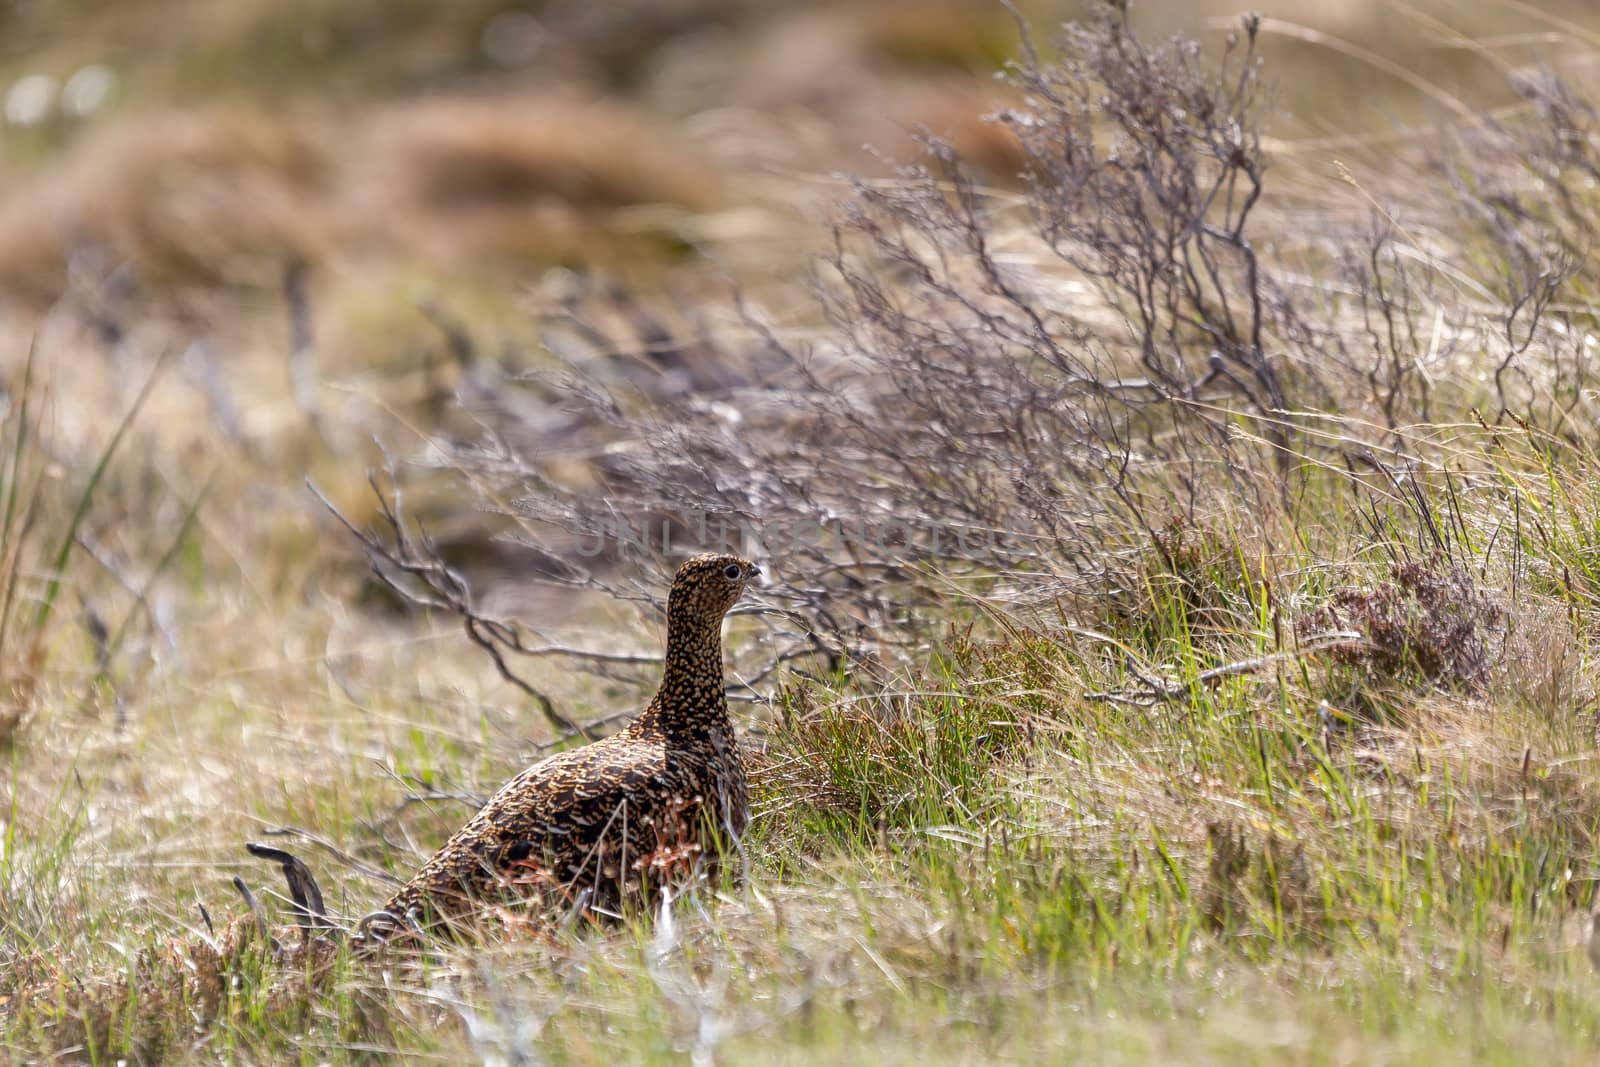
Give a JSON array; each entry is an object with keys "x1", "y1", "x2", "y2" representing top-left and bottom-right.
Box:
[{"x1": 374, "y1": 553, "x2": 756, "y2": 932}]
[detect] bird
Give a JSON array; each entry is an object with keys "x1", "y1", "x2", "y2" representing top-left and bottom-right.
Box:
[{"x1": 358, "y1": 552, "x2": 759, "y2": 939}]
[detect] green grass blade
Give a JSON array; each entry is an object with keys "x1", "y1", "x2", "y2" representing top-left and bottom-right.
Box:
[{"x1": 34, "y1": 348, "x2": 171, "y2": 633}]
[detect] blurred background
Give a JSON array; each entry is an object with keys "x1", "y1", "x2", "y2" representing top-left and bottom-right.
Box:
[
  {"x1": 1, "y1": 0, "x2": 1595, "y2": 530},
  {"x1": 2, "y1": 0, "x2": 1597, "y2": 310}
]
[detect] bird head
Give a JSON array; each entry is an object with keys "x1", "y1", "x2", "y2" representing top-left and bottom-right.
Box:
[{"x1": 667, "y1": 552, "x2": 760, "y2": 625}]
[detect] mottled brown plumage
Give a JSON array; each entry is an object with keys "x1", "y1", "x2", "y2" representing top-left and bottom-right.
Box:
[{"x1": 364, "y1": 552, "x2": 757, "y2": 937}]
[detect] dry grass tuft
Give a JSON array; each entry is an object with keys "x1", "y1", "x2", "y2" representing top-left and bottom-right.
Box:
[
  {"x1": 0, "y1": 109, "x2": 334, "y2": 306},
  {"x1": 4, "y1": 915, "x2": 396, "y2": 1065},
  {"x1": 0, "y1": 94, "x2": 726, "y2": 311},
  {"x1": 353, "y1": 94, "x2": 724, "y2": 270}
]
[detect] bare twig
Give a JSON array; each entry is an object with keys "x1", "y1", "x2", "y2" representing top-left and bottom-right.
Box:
[
  {"x1": 307, "y1": 474, "x2": 588, "y2": 739},
  {"x1": 230, "y1": 876, "x2": 275, "y2": 947},
  {"x1": 1085, "y1": 631, "x2": 1368, "y2": 707},
  {"x1": 245, "y1": 842, "x2": 334, "y2": 936}
]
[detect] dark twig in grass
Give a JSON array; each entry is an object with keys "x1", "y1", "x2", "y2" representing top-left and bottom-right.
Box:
[
  {"x1": 230, "y1": 876, "x2": 274, "y2": 947},
  {"x1": 245, "y1": 842, "x2": 334, "y2": 936}
]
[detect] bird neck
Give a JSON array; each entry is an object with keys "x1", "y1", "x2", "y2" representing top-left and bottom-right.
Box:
[{"x1": 638, "y1": 615, "x2": 731, "y2": 736}]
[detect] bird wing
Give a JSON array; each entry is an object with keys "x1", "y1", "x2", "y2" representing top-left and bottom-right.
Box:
[{"x1": 449, "y1": 737, "x2": 682, "y2": 883}]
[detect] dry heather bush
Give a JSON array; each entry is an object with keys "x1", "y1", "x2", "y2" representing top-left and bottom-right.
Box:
[
  {"x1": 354, "y1": 94, "x2": 724, "y2": 268},
  {"x1": 995, "y1": 10, "x2": 1290, "y2": 433},
  {"x1": 1303, "y1": 555, "x2": 1508, "y2": 697},
  {"x1": 339, "y1": 4, "x2": 1600, "y2": 730},
  {"x1": 1430, "y1": 73, "x2": 1596, "y2": 428},
  {"x1": 343, "y1": 6, "x2": 1316, "y2": 687},
  {"x1": 1313, "y1": 66, "x2": 1599, "y2": 437},
  {"x1": 0, "y1": 109, "x2": 334, "y2": 309}
]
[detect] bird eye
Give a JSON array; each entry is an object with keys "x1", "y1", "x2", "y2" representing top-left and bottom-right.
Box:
[{"x1": 723, "y1": 563, "x2": 743, "y2": 580}]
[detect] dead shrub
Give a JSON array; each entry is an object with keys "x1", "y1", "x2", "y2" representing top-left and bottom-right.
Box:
[
  {"x1": 1303, "y1": 556, "x2": 1508, "y2": 696},
  {"x1": 995, "y1": 7, "x2": 1289, "y2": 441},
  {"x1": 320, "y1": 5, "x2": 1347, "y2": 714}
]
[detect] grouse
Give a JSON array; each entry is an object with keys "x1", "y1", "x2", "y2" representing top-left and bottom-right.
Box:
[{"x1": 360, "y1": 552, "x2": 758, "y2": 938}]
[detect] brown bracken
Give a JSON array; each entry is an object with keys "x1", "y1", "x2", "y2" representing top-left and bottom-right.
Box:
[{"x1": 359, "y1": 552, "x2": 758, "y2": 939}]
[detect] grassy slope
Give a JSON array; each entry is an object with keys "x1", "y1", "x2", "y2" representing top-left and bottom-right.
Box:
[{"x1": 4, "y1": 1, "x2": 1600, "y2": 1064}]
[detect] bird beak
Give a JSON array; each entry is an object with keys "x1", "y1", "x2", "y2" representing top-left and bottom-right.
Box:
[{"x1": 745, "y1": 563, "x2": 761, "y2": 580}]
